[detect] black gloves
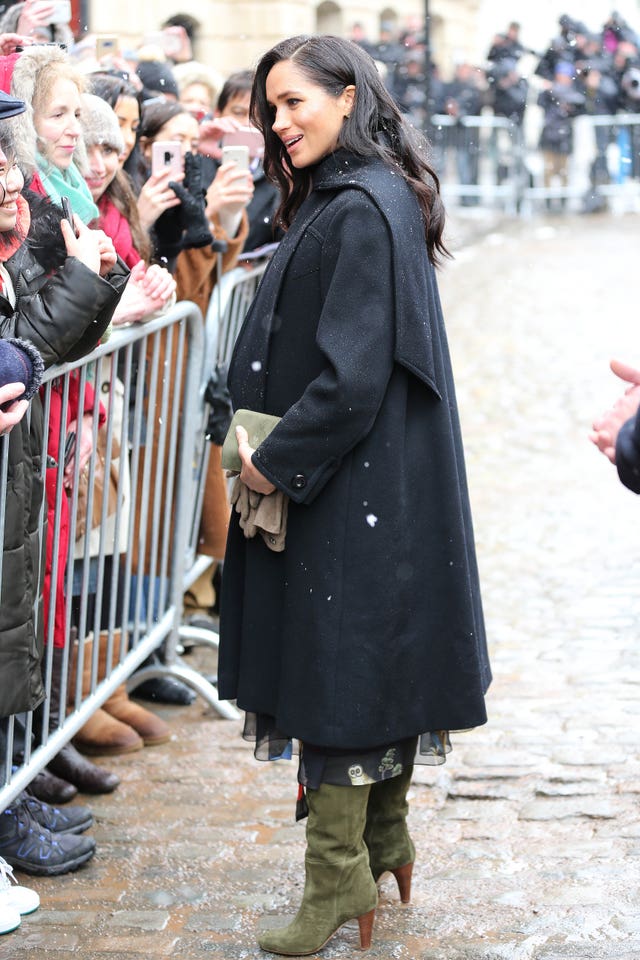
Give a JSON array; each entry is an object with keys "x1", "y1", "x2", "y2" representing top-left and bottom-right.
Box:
[
  {"x1": 153, "y1": 205, "x2": 184, "y2": 262},
  {"x1": 152, "y1": 152, "x2": 214, "y2": 262},
  {"x1": 168, "y1": 152, "x2": 213, "y2": 250}
]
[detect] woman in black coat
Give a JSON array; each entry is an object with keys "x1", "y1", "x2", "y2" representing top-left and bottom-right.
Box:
[{"x1": 218, "y1": 35, "x2": 491, "y2": 956}]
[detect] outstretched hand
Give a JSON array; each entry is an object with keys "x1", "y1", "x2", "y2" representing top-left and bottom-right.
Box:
[{"x1": 589, "y1": 358, "x2": 640, "y2": 463}]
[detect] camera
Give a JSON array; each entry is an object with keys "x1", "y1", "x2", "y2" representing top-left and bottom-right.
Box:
[{"x1": 621, "y1": 66, "x2": 640, "y2": 101}]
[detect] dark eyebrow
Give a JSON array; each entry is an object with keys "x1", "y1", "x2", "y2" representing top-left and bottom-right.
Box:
[{"x1": 268, "y1": 88, "x2": 304, "y2": 106}]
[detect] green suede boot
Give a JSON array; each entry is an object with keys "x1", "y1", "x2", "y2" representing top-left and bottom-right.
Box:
[
  {"x1": 258, "y1": 782, "x2": 378, "y2": 956},
  {"x1": 363, "y1": 765, "x2": 415, "y2": 903}
]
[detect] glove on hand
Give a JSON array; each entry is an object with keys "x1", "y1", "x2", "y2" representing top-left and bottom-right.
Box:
[
  {"x1": 169, "y1": 152, "x2": 213, "y2": 249},
  {"x1": 153, "y1": 205, "x2": 184, "y2": 262}
]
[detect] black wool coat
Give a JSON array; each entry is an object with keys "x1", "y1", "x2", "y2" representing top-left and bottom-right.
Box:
[{"x1": 218, "y1": 150, "x2": 491, "y2": 749}]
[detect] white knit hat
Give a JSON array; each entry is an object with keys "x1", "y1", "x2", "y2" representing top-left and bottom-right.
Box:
[{"x1": 79, "y1": 94, "x2": 124, "y2": 155}]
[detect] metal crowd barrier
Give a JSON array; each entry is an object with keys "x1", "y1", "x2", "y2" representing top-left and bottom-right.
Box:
[
  {"x1": 430, "y1": 111, "x2": 640, "y2": 215},
  {"x1": 430, "y1": 113, "x2": 527, "y2": 212},
  {"x1": 520, "y1": 112, "x2": 640, "y2": 214},
  {"x1": 0, "y1": 299, "x2": 234, "y2": 811},
  {"x1": 178, "y1": 258, "x2": 271, "y2": 682}
]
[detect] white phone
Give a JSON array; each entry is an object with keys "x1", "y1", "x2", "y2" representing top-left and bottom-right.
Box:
[
  {"x1": 47, "y1": 0, "x2": 72, "y2": 24},
  {"x1": 221, "y1": 144, "x2": 250, "y2": 171}
]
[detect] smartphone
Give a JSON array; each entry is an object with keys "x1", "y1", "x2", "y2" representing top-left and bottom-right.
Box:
[
  {"x1": 95, "y1": 35, "x2": 119, "y2": 60},
  {"x1": 221, "y1": 144, "x2": 250, "y2": 171},
  {"x1": 151, "y1": 141, "x2": 182, "y2": 179},
  {"x1": 47, "y1": 0, "x2": 71, "y2": 24},
  {"x1": 63, "y1": 432, "x2": 76, "y2": 469},
  {"x1": 221, "y1": 128, "x2": 264, "y2": 160},
  {"x1": 60, "y1": 196, "x2": 79, "y2": 237}
]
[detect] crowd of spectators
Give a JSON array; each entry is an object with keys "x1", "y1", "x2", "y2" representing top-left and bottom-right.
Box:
[
  {"x1": 0, "y1": 3, "x2": 282, "y2": 934},
  {"x1": 0, "y1": 0, "x2": 639, "y2": 936},
  {"x1": 352, "y1": 11, "x2": 640, "y2": 203}
]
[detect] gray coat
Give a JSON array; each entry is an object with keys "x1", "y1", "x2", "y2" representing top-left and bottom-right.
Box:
[{"x1": 218, "y1": 150, "x2": 491, "y2": 749}]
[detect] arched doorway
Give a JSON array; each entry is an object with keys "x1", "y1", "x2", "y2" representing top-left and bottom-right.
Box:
[{"x1": 316, "y1": 1, "x2": 343, "y2": 36}]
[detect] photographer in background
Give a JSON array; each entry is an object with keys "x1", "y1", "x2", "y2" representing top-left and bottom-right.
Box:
[
  {"x1": 536, "y1": 15, "x2": 589, "y2": 81},
  {"x1": 574, "y1": 53, "x2": 618, "y2": 211},
  {"x1": 487, "y1": 22, "x2": 528, "y2": 65}
]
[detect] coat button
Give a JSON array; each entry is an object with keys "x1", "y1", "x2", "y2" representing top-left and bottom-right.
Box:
[{"x1": 292, "y1": 474, "x2": 306, "y2": 490}]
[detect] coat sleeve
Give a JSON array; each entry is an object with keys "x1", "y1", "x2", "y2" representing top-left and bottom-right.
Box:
[
  {"x1": 252, "y1": 195, "x2": 395, "y2": 504},
  {"x1": 0, "y1": 257, "x2": 129, "y2": 367},
  {"x1": 615, "y1": 414, "x2": 640, "y2": 494}
]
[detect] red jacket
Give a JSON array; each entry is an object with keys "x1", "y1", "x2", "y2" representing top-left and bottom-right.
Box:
[{"x1": 97, "y1": 194, "x2": 141, "y2": 269}]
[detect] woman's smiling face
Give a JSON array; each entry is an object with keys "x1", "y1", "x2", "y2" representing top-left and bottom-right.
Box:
[
  {"x1": 35, "y1": 77, "x2": 83, "y2": 170},
  {"x1": 265, "y1": 60, "x2": 354, "y2": 169},
  {"x1": 84, "y1": 142, "x2": 120, "y2": 201},
  {"x1": 0, "y1": 148, "x2": 24, "y2": 232}
]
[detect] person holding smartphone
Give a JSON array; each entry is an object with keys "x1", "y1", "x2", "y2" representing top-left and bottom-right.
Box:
[
  {"x1": 137, "y1": 98, "x2": 253, "y2": 267},
  {"x1": 0, "y1": 46, "x2": 135, "y2": 798},
  {"x1": 0, "y1": 1, "x2": 73, "y2": 47},
  {"x1": 198, "y1": 70, "x2": 281, "y2": 252}
]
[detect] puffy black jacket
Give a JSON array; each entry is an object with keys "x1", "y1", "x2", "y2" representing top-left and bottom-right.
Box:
[{"x1": 0, "y1": 191, "x2": 129, "y2": 718}]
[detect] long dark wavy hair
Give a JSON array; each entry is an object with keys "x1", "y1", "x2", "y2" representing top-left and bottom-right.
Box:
[{"x1": 251, "y1": 35, "x2": 448, "y2": 265}]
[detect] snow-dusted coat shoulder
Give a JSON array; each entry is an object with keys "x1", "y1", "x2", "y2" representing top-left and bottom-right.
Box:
[{"x1": 218, "y1": 150, "x2": 491, "y2": 749}]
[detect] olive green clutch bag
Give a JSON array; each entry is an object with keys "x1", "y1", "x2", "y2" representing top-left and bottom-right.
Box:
[{"x1": 221, "y1": 408, "x2": 282, "y2": 473}]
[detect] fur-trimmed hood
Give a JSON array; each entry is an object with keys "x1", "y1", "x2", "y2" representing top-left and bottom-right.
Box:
[{"x1": 1, "y1": 45, "x2": 87, "y2": 176}]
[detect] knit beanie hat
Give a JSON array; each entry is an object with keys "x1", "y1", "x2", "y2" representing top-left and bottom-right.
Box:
[
  {"x1": 0, "y1": 337, "x2": 44, "y2": 407},
  {"x1": 79, "y1": 93, "x2": 124, "y2": 155},
  {"x1": 136, "y1": 59, "x2": 179, "y2": 100}
]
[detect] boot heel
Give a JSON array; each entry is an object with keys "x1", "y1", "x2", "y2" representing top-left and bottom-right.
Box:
[
  {"x1": 392, "y1": 862, "x2": 413, "y2": 903},
  {"x1": 357, "y1": 908, "x2": 375, "y2": 950}
]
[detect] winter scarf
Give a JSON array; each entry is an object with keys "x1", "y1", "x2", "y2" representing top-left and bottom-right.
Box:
[
  {"x1": 36, "y1": 151, "x2": 99, "y2": 224},
  {"x1": 97, "y1": 194, "x2": 141, "y2": 269}
]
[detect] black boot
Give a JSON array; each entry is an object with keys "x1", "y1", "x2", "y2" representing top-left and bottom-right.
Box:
[
  {"x1": 25, "y1": 767, "x2": 78, "y2": 805},
  {"x1": 38, "y1": 647, "x2": 120, "y2": 795},
  {"x1": 132, "y1": 652, "x2": 196, "y2": 705}
]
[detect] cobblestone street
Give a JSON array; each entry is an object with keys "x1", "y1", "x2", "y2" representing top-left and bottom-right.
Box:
[{"x1": 2, "y1": 210, "x2": 640, "y2": 960}]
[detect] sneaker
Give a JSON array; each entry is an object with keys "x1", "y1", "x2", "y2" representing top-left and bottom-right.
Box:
[
  {"x1": 0, "y1": 856, "x2": 39, "y2": 915},
  {"x1": 0, "y1": 801, "x2": 96, "y2": 876},
  {"x1": 22, "y1": 793, "x2": 93, "y2": 835},
  {"x1": 0, "y1": 901, "x2": 20, "y2": 935}
]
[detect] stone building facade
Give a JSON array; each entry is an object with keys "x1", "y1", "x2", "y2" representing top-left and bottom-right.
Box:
[{"x1": 89, "y1": 0, "x2": 481, "y2": 80}]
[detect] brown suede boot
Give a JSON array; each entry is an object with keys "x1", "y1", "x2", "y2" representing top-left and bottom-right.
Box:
[
  {"x1": 69, "y1": 636, "x2": 144, "y2": 757},
  {"x1": 98, "y1": 632, "x2": 172, "y2": 746}
]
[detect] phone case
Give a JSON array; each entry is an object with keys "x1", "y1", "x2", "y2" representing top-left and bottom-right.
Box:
[
  {"x1": 151, "y1": 142, "x2": 182, "y2": 178},
  {"x1": 221, "y1": 145, "x2": 250, "y2": 171}
]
